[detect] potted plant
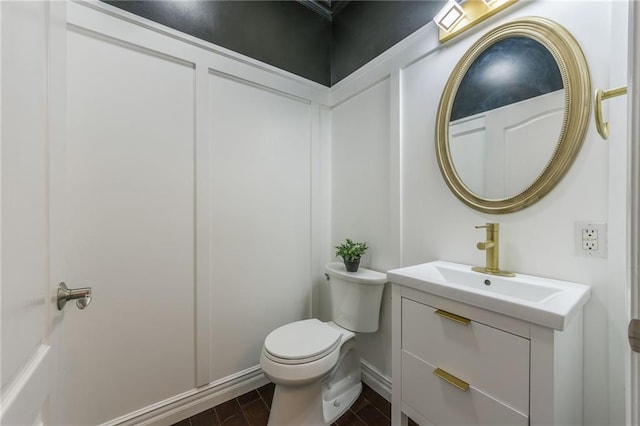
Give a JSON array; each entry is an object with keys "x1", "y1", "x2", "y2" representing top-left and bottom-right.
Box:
[{"x1": 335, "y1": 238, "x2": 368, "y2": 272}]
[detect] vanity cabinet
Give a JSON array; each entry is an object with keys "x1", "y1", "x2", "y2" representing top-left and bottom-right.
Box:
[{"x1": 391, "y1": 284, "x2": 585, "y2": 426}]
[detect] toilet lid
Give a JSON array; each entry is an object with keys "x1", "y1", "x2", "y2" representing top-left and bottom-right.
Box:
[{"x1": 264, "y1": 319, "x2": 342, "y2": 364}]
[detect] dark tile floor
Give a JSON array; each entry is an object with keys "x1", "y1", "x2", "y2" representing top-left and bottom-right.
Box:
[{"x1": 171, "y1": 382, "x2": 419, "y2": 426}]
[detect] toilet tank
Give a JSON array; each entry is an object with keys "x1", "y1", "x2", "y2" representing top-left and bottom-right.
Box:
[{"x1": 325, "y1": 262, "x2": 387, "y2": 333}]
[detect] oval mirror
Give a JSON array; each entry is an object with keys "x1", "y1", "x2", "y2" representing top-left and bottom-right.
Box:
[{"x1": 436, "y1": 17, "x2": 591, "y2": 214}]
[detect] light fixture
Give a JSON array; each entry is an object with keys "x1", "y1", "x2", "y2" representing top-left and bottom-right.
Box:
[
  {"x1": 434, "y1": 0, "x2": 518, "y2": 43},
  {"x1": 434, "y1": 0, "x2": 465, "y2": 32}
]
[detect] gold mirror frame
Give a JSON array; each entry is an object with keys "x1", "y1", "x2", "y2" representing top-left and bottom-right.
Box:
[{"x1": 436, "y1": 17, "x2": 591, "y2": 214}]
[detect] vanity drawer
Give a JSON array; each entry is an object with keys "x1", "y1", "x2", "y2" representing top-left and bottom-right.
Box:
[
  {"x1": 401, "y1": 351, "x2": 528, "y2": 426},
  {"x1": 401, "y1": 298, "x2": 529, "y2": 413}
]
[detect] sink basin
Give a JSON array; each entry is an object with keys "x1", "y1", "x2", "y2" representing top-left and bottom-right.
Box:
[
  {"x1": 435, "y1": 265, "x2": 561, "y2": 303},
  {"x1": 387, "y1": 260, "x2": 591, "y2": 330}
]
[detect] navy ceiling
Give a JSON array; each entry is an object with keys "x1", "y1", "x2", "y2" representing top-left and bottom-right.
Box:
[{"x1": 103, "y1": 1, "x2": 444, "y2": 87}]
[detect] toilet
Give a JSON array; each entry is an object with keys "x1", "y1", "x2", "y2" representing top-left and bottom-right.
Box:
[{"x1": 260, "y1": 262, "x2": 387, "y2": 425}]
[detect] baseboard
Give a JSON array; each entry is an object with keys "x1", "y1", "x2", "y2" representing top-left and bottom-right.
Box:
[
  {"x1": 103, "y1": 360, "x2": 389, "y2": 425},
  {"x1": 360, "y1": 359, "x2": 392, "y2": 402},
  {"x1": 103, "y1": 366, "x2": 269, "y2": 426}
]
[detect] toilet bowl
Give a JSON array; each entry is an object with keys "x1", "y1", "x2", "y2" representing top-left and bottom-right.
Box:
[
  {"x1": 260, "y1": 320, "x2": 361, "y2": 425},
  {"x1": 259, "y1": 262, "x2": 387, "y2": 426}
]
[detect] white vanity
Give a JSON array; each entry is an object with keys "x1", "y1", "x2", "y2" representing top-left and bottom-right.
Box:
[{"x1": 388, "y1": 261, "x2": 591, "y2": 426}]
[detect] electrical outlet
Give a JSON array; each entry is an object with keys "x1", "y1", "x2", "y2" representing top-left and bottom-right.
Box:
[
  {"x1": 582, "y1": 227, "x2": 597, "y2": 240},
  {"x1": 575, "y1": 221, "x2": 607, "y2": 258}
]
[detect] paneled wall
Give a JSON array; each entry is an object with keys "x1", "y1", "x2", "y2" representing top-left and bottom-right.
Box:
[
  {"x1": 332, "y1": 79, "x2": 393, "y2": 272},
  {"x1": 328, "y1": 78, "x2": 395, "y2": 379},
  {"x1": 66, "y1": 26, "x2": 197, "y2": 424},
  {"x1": 62, "y1": 3, "x2": 329, "y2": 424},
  {"x1": 329, "y1": 1, "x2": 628, "y2": 425},
  {"x1": 208, "y1": 73, "x2": 312, "y2": 381}
]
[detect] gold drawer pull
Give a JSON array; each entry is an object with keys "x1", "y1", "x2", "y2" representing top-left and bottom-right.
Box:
[
  {"x1": 434, "y1": 309, "x2": 470, "y2": 325},
  {"x1": 433, "y1": 368, "x2": 470, "y2": 392}
]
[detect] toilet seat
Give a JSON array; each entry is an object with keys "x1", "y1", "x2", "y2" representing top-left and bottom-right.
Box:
[{"x1": 264, "y1": 319, "x2": 342, "y2": 365}]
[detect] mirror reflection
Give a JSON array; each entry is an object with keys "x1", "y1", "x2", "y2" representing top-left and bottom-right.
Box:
[
  {"x1": 436, "y1": 17, "x2": 591, "y2": 214},
  {"x1": 448, "y1": 37, "x2": 564, "y2": 199}
]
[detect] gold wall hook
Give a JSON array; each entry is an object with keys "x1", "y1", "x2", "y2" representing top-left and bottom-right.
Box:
[{"x1": 595, "y1": 86, "x2": 627, "y2": 140}]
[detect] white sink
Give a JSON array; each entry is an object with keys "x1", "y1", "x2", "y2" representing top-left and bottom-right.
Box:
[
  {"x1": 435, "y1": 265, "x2": 561, "y2": 303},
  {"x1": 387, "y1": 260, "x2": 591, "y2": 330}
]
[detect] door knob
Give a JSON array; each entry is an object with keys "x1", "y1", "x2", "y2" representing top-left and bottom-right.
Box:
[{"x1": 57, "y1": 282, "x2": 92, "y2": 311}]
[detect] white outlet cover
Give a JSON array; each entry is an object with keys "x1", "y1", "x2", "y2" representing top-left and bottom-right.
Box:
[{"x1": 575, "y1": 221, "x2": 607, "y2": 258}]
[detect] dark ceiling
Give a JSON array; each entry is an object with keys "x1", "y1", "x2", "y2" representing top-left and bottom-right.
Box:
[
  {"x1": 104, "y1": 1, "x2": 443, "y2": 87},
  {"x1": 296, "y1": 0, "x2": 351, "y2": 21}
]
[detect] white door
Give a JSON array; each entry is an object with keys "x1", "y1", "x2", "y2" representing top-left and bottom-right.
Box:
[
  {"x1": 1, "y1": 2, "x2": 72, "y2": 425},
  {"x1": 630, "y1": 1, "x2": 640, "y2": 424}
]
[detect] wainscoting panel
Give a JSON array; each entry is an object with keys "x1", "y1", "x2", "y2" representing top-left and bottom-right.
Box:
[
  {"x1": 60, "y1": 2, "x2": 327, "y2": 424},
  {"x1": 328, "y1": 2, "x2": 624, "y2": 425},
  {"x1": 66, "y1": 24, "x2": 197, "y2": 425},
  {"x1": 208, "y1": 71, "x2": 312, "y2": 382}
]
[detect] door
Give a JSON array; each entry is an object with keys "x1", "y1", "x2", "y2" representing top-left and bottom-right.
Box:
[
  {"x1": 1, "y1": 2, "x2": 72, "y2": 425},
  {"x1": 630, "y1": 0, "x2": 640, "y2": 424}
]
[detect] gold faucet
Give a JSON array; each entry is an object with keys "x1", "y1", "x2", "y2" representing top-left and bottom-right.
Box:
[{"x1": 472, "y1": 223, "x2": 515, "y2": 277}]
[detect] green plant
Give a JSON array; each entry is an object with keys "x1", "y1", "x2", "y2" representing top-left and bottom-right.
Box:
[{"x1": 334, "y1": 239, "x2": 368, "y2": 262}]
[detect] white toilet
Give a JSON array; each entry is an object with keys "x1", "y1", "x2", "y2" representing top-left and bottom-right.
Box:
[{"x1": 259, "y1": 262, "x2": 387, "y2": 426}]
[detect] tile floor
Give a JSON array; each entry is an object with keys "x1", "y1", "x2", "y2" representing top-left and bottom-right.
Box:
[{"x1": 171, "y1": 382, "x2": 419, "y2": 426}]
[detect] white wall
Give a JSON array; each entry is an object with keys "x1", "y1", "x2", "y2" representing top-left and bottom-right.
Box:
[
  {"x1": 606, "y1": 3, "x2": 631, "y2": 424},
  {"x1": 329, "y1": 1, "x2": 628, "y2": 425},
  {"x1": 59, "y1": 3, "x2": 330, "y2": 424},
  {"x1": 208, "y1": 72, "x2": 312, "y2": 381},
  {"x1": 66, "y1": 24, "x2": 197, "y2": 425},
  {"x1": 328, "y1": 56, "x2": 404, "y2": 399},
  {"x1": 329, "y1": 78, "x2": 395, "y2": 378}
]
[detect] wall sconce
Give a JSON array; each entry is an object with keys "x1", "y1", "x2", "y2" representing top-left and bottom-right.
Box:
[
  {"x1": 434, "y1": 0, "x2": 465, "y2": 32},
  {"x1": 434, "y1": 0, "x2": 518, "y2": 43}
]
